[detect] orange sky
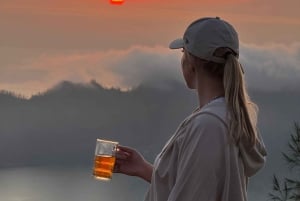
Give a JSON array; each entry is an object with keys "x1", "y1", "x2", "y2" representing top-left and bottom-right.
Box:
[
  {"x1": 1, "y1": 0, "x2": 299, "y2": 48},
  {"x1": 0, "y1": 0, "x2": 300, "y2": 96}
]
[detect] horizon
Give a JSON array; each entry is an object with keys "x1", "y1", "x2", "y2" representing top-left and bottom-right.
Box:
[{"x1": 2, "y1": 77, "x2": 300, "y2": 100}]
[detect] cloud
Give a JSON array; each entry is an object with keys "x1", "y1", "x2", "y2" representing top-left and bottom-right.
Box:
[
  {"x1": 1, "y1": 46, "x2": 183, "y2": 96},
  {"x1": 1, "y1": 43, "x2": 300, "y2": 96},
  {"x1": 241, "y1": 42, "x2": 300, "y2": 91},
  {"x1": 102, "y1": 46, "x2": 183, "y2": 90}
]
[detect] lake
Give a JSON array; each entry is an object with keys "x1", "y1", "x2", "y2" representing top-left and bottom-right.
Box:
[
  {"x1": 0, "y1": 166, "x2": 148, "y2": 201},
  {"x1": 0, "y1": 166, "x2": 267, "y2": 201}
]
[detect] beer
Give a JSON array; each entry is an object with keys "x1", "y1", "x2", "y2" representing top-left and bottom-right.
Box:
[
  {"x1": 93, "y1": 155, "x2": 116, "y2": 180},
  {"x1": 93, "y1": 139, "x2": 118, "y2": 181}
]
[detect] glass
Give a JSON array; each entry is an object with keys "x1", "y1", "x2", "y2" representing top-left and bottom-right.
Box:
[{"x1": 93, "y1": 139, "x2": 118, "y2": 181}]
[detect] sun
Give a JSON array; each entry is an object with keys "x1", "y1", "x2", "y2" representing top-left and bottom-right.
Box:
[{"x1": 110, "y1": 0, "x2": 124, "y2": 5}]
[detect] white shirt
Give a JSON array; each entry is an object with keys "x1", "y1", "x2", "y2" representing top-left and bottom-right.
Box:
[{"x1": 144, "y1": 99, "x2": 266, "y2": 201}]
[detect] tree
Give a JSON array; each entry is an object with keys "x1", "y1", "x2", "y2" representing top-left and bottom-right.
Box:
[{"x1": 268, "y1": 122, "x2": 300, "y2": 201}]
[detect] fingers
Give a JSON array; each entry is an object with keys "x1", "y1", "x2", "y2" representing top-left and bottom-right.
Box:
[
  {"x1": 114, "y1": 146, "x2": 134, "y2": 174},
  {"x1": 115, "y1": 145, "x2": 137, "y2": 160},
  {"x1": 116, "y1": 150, "x2": 130, "y2": 160},
  {"x1": 117, "y1": 145, "x2": 136, "y2": 154},
  {"x1": 113, "y1": 163, "x2": 121, "y2": 173},
  {"x1": 114, "y1": 146, "x2": 130, "y2": 173},
  {"x1": 113, "y1": 159, "x2": 127, "y2": 173}
]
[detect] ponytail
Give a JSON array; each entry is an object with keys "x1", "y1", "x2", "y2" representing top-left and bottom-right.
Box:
[
  {"x1": 186, "y1": 49, "x2": 258, "y2": 146},
  {"x1": 223, "y1": 54, "x2": 258, "y2": 146}
]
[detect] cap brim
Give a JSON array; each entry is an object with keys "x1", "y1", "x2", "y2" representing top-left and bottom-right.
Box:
[{"x1": 169, "y1": 38, "x2": 184, "y2": 49}]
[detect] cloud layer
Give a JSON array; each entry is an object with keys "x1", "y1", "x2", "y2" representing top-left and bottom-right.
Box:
[
  {"x1": 1, "y1": 43, "x2": 300, "y2": 96},
  {"x1": 241, "y1": 43, "x2": 300, "y2": 91}
]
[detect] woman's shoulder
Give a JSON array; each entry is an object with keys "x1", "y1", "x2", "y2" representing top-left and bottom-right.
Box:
[
  {"x1": 183, "y1": 101, "x2": 229, "y2": 129},
  {"x1": 175, "y1": 108, "x2": 230, "y2": 155},
  {"x1": 177, "y1": 108, "x2": 228, "y2": 143}
]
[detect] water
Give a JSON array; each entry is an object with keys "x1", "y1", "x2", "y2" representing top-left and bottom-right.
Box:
[
  {"x1": 0, "y1": 166, "x2": 268, "y2": 201},
  {"x1": 0, "y1": 166, "x2": 148, "y2": 201}
]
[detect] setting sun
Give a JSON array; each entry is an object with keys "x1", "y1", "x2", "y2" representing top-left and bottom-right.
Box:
[{"x1": 110, "y1": 0, "x2": 124, "y2": 5}]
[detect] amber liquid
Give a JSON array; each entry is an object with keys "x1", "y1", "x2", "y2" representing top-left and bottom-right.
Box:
[{"x1": 93, "y1": 155, "x2": 116, "y2": 180}]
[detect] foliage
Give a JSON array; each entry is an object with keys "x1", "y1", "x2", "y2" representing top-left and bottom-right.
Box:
[{"x1": 269, "y1": 122, "x2": 300, "y2": 201}]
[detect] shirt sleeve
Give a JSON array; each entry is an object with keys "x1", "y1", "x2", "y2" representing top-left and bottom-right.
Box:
[{"x1": 167, "y1": 113, "x2": 228, "y2": 201}]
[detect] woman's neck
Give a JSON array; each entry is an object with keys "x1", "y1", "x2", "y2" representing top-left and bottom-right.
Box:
[{"x1": 196, "y1": 77, "x2": 224, "y2": 108}]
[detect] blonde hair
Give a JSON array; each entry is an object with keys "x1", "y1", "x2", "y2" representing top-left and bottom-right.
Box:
[
  {"x1": 186, "y1": 49, "x2": 258, "y2": 146},
  {"x1": 224, "y1": 54, "x2": 258, "y2": 146}
]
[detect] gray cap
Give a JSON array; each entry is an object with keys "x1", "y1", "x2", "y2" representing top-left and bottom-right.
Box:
[{"x1": 169, "y1": 17, "x2": 239, "y2": 63}]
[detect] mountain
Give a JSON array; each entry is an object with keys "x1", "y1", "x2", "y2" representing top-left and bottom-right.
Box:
[{"x1": 0, "y1": 80, "x2": 196, "y2": 167}]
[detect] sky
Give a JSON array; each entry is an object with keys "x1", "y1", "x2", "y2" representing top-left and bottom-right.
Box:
[{"x1": 0, "y1": 0, "x2": 300, "y2": 96}]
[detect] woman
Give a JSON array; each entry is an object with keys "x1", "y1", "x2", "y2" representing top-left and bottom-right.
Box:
[{"x1": 114, "y1": 17, "x2": 267, "y2": 201}]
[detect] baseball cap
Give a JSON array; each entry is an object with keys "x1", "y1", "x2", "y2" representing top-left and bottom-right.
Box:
[{"x1": 169, "y1": 17, "x2": 239, "y2": 64}]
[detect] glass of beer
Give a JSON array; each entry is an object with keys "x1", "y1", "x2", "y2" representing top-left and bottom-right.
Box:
[{"x1": 93, "y1": 139, "x2": 118, "y2": 181}]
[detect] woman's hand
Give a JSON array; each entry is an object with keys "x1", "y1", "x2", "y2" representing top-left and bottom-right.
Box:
[{"x1": 114, "y1": 145, "x2": 153, "y2": 183}]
